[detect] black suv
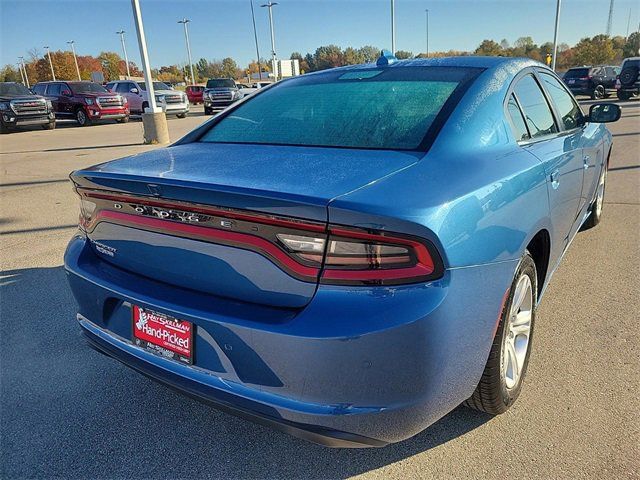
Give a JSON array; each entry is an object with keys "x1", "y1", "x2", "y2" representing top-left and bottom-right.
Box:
[
  {"x1": 616, "y1": 57, "x2": 640, "y2": 100},
  {"x1": 203, "y1": 78, "x2": 242, "y2": 115},
  {"x1": 562, "y1": 65, "x2": 618, "y2": 99},
  {"x1": 0, "y1": 82, "x2": 55, "y2": 133}
]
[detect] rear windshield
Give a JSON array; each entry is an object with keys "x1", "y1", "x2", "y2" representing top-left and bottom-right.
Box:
[
  {"x1": 199, "y1": 67, "x2": 480, "y2": 150},
  {"x1": 623, "y1": 59, "x2": 640, "y2": 68},
  {"x1": 139, "y1": 82, "x2": 170, "y2": 91},
  {"x1": 564, "y1": 68, "x2": 590, "y2": 78},
  {"x1": 69, "y1": 82, "x2": 108, "y2": 94},
  {"x1": 206, "y1": 79, "x2": 236, "y2": 88},
  {"x1": 0, "y1": 82, "x2": 32, "y2": 96}
]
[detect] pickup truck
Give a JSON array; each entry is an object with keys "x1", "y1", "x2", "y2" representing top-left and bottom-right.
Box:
[
  {"x1": 106, "y1": 80, "x2": 189, "y2": 118},
  {"x1": 0, "y1": 82, "x2": 56, "y2": 133},
  {"x1": 203, "y1": 78, "x2": 242, "y2": 115},
  {"x1": 33, "y1": 81, "x2": 129, "y2": 126}
]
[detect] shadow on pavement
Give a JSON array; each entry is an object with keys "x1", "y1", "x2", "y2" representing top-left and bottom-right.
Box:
[{"x1": 0, "y1": 266, "x2": 491, "y2": 479}]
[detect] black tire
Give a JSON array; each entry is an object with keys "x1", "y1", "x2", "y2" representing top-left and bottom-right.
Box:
[
  {"x1": 42, "y1": 121, "x2": 56, "y2": 130},
  {"x1": 617, "y1": 90, "x2": 632, "y2": 101},
  {"x1": 116, "y1": 116, "x2": 130, "y2": 123},
  {"x1": 591, "y1": 84, "x2": 605, "y2": 100},
  {"x1": 176, "y1": 113, "x2": 187, "y2": 119},
  {"x1": 0, "y1": 122, "x2": 11, "y2": 134},
  {"x1": 204, "y1": 107, "x2": 213, "y2": 115},
  {"x1": 582, "y1": 163, "x2": 607, "y2": 230},
  {"x1": 76, "y1": 108, "x2": 91, "y2": 127},
  {"x1": 141, "y1": 102, "x2": 149, "y2": 114},
  {"x1": 465, "y1": 252, "x2": 537, "y2": 415},
  {"x1": 619, "y1": 66, "x2": 639, "y2": 87}
]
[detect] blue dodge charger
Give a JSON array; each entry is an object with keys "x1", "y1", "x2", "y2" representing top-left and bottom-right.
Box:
[{"x1": 64, "y1": 55, "x2": 620, "y2": 447}]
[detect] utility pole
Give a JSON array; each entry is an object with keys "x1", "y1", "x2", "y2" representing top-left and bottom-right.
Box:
[
  {"x1": 178, "y1": 19, "x2": 196, "y2": 84},
  {"x1": 131, "y1": 0, "x2": 169, "y2": 144},
  {"x1": 391, "y1": 0, "x2": 396, "y2": 55},
  {"x1": 44, "y1": 46, "x2": 56, "y2": 81},
  {"x1": 250, "y1": 0, "x2": 263, "y2": 80},
  {"x1": 551, "y1": 0, "x2": 561, "y2": 71},
  {"x1": 606, "y1": 0, "x2": 614, "y2": 36},
  {"x1": 626, "y1": 8, "x2": 632, "y2": 38},
  {"x1": 67, "y1": 40, "x2": 81, "y2": 80},
  {"x1": 18, "y1": 57, "x2": 29, "y2": 87},
  {"x1": 116, "y1": 30, "x2": 131, "y2": 79},
  {"x1": 261, "y1": 2, "x2": 278, "y2": 81},
  {"x1": 425, "y1": 9, "x2": 429, "y2": 57}
]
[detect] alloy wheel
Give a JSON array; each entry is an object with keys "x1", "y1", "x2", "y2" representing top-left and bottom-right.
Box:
[
  {"x1": 503, "y1": 273, "x2": 533, "y2": 389},
  {"x1": 595, "y1": 167, "x2": 607, "y2": 218},
  {"x1": 77, "y1": 110, "x2": 87, "y2": 126}
]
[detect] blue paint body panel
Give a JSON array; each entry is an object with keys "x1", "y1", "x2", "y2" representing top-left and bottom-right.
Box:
[{"x1": 64, "y1": 57, "x2": 614, "y2": 446}]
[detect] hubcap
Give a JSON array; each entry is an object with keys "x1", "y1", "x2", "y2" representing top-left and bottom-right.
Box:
[
  {"x1": 77, "y1": 111, "x2": 86, "y2": 124},
  {"x1": 595, "y1": 86, "x2": 604, "y2": 99},
  {"x1": 502, "y1": 274, "x2": 533, "y2": 389},
  {"x1": 595, "y1": 168, "x2": 606, "y2": 218}
]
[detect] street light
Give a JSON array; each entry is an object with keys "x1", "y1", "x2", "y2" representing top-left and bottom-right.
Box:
[
  {"x1": 425, "y1": 9, "x2": 429, "y2": 58},
  {"x1": 67, "y1": 40, "x2": 81, "y2": 80},
  {"x1": 391, "y1": 0, "x2": 396, "y2": 55},
  {"x1": 17, "y1": 59, "x2": 26, "y2": 86},
  {"x1": 178, "y1": 18, "x2": 196, "y2": 85},
  {"x1": 250, "y1": 0, "x2": 264, "y2": 80},
  {"x1": 43, "y1": 46, "x2": 56, "y2": 81},
  {"x1": 260, "y1": 1, "x2": 278, "y2": 81},
  {"x1": 131, "y1": 0, "x2": 169, "y2": 144},
  {"x1": 18, "y1": 56, "x2": 29, "y2": 88},
  {"x1": 551, "y1": 0, "x2": 561, "y2": 70},
  {"x1": 116, "y1": 30, "x2": 131, "y2": 79}
]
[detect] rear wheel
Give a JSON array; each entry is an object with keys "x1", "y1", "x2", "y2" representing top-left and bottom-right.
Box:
[
  {"x1": 204, "y1": 107, "x2": 213, "y2": 115},
  {"x1": 465, "y1": 252, "x2": 537, "y2": 415},
  {"x1": 42, "y1": 121, "x2": 56, "y2": 130},
  {"x1": 76, "y1": 108, "x2": 91, "y2": 127},
  {"x1": 116, "y1": 116, "x2": 130, "y2": 123},
  {"x1": 582, "y1": 164, "x2": 607, "y2": 230},
  {"x1": 591, "y1": 84, "x2": 605, "y2": 100},
  {"x1": 176, "y1": 113, "x2": 187, "y2": 119},
  {"x1": 617, "y1": 90, "x2": 632, "y2": 101}
]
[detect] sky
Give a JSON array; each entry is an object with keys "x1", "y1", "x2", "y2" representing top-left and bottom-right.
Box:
[{"x1": 1, "y1": 0, "x2": 639, "y2": 70}]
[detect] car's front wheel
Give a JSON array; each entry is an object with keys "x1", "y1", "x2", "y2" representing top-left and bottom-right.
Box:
[
  {"x1": 617, "y1": 90, "x2": 632, "y2": 101},
  {"x1": 76, "y1": 108, "x2": 91, "y2": 127},
  {"x1": 591, "y1": 84, "x2": 605, "y2": 100},
  {"x1": 465, "y1": 252, "x2": 537, "y2": 414}
]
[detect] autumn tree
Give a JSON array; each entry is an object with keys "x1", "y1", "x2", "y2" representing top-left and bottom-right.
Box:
[
  {"x1": 474, "y1": 39, "x2": 502, "y2": 56},
  {"x1": 394, "y1": 50, "x2": 413, "y2": 59}
]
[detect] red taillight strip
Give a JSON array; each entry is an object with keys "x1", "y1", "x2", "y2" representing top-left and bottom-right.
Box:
[
  {"x1": 322, "y1": 264, "x2": 434, "y2": 281},
  {"x1": 327, "y1": 227, "x2": 436, "y2": 273},
  {"x1": 82, "y1": 190, "x2": 326, "y2": 233},
  {"x1": 94, "y1": 210, "x2": 320, "y2": 280}
]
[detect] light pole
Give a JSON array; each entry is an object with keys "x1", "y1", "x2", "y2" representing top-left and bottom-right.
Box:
[
  {"x1": 116, "y1": 30, "x2": 131, "y2": 79},
  {"x1": 551, "y1": 0, "x2": 561, "y2": 71},
  {"x1": 131, "y1": 0, "x2": 169, "y2": 144},
  {"x1": 67, "y1": 40, "x2": 81, "y2": 80},
  {"x1": 18, "y1": 56, "x2": 29, "y2": 87},
  {"x1": 250, "y1": 0, "x2": 264, "y2": 80},
  {"x1": 178, "y1": 18, "x2": 196, "y2": 85},
  {"x1": 391, "y1": 0, "x2": 396, "y2": 55},
  {"x1": 261, "y1": 1, "x2": 278, "y2": 81},
  {"x1": 44, "y1": 46, "x2": 56, "y2": 81},
  {"x1": 17, "y1": 60, "x2": 26, "y2": 85},
  {"x1": 425, "y1": 9, "x2": 429, "y2": 57}
]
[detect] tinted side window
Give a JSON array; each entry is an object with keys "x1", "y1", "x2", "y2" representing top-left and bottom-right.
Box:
[
  {"x1": 116, "y1": 83, "x2": 130, "y2": 93},
  {"x1": 33, "y1": 84, "x2": 46, "y2": 95},
  {"x1": 105, "y1": 82, "x2": 116, "y2": 91},
  {"x1": 605, "y1": 67, "x2": 616, "y2": 76},
  {"x1": 47, "y1": 83, "x2": 61, "y2": 96},
  {"x1": 539, "y1": 72, "x2": 583, "y2": 130},
  {"x1": 506, "y1": 94, "x2": 529, "y2": 141},
  {"x1": 514, "y1": 75, "x2": 558, "y2": 139}
]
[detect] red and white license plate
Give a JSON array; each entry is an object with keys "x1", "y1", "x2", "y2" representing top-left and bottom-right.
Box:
[{"x1": 132, "y1": 305, "x2": 193, "y2": 365}]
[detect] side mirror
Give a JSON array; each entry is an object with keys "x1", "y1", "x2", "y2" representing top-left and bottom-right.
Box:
[
  {"x1": 588, "y1": 103, "x2": 621, "y2": 123},
  {"x1": 61, "y1": 89, "x2": 72, "y2": 96},
  {"x1": 130, "y1": 87, "x2": 139, "y2": 94}
]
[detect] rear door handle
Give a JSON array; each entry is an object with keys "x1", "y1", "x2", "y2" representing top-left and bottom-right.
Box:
[{"x1": 550, "y1": 170, "x2": 560, "y2": 189}]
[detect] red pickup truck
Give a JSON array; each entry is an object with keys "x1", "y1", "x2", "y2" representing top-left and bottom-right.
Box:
[{"x1": 185, "y1": 85, "x2": 204, "y2": 104}]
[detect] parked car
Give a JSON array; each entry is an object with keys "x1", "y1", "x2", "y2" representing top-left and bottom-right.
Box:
[
  {"x1": 65, "y1": 55, "x2": 620, "y2": 447},
  {"x1": 185, "y1": 85, "x2": 204, "y2": 104},
  {"x1": 237, "y1": 81, "x2": 273, "y2": 97},
  {"x1": 33, "y1": 81, "x2": 129, "y2": 126},
  {"x1": 0, "y1": 82, "x2": 55, "y2": 133},
  {"x1": 105, "y1": 80, "x2": 189, "y2": 118},
  {"x1": 615, "y1": 57, "x2": 640, "y2": 100},
  {"x1": 562, "y1": 65, "x2": 618, "y2": 99},
  {"x1": 203, "y1": 78, "x2": 241, "y2": 115}
]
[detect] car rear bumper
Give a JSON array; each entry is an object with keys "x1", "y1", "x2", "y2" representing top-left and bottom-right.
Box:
[{"x1": 64, "y1": 233, "x2": 516, "y2": 445}]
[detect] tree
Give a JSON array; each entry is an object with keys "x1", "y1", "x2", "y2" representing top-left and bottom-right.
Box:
[
  {"x1": 572, "y1": 35, "x2": 616, "y2": 66},
  {"x1": 98, "y1": 51, "x2": 124, "y2": 81},
  {"x1": 290, "y1": 52, "x2": 308, "y2": 73},
  {"x1": 313, "y1": 45, "x2": 343, "y2": 70},
  {"x1": 394, "y1": 50, "x2": 413, "y2": 59},
  {"x1": 304, "y1": 53, "x2": 316, "y2": 72},
  {"x1": 343, "y1": 47, "x2": 364, "y2": 65},
  {"x1": 358, "y1": 45, "x2": 381, "y2": 63},
  {"x1": 623, "y1": 32, "x2": 640, "y2": 58},
  {"x1": 0, "y1": 65, "x2": 22, "y2": 82},
  {"x1": 500, "y1": 39, "x2": 510, "y2": 50},
  {"x1": 221, "y1": 57, "x2": 240, "y2": 79},
  {"x1": 474, "y1": 39, "x2": 502, "y2": 56}
]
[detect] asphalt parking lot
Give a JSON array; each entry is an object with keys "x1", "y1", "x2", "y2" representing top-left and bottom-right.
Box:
[{"x1": 1, "y1": 100, "x2": 638, "y2": 479}]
